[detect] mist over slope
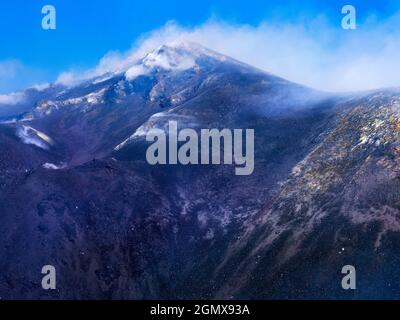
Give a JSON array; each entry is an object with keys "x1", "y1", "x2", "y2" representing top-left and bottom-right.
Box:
[{"x1": 0, "y1": 42, "x2": 399, "y2": 299}]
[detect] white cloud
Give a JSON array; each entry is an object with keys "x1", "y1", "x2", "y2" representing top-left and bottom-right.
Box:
[
  {"x1": 56, "y1": 50, "x2": 139, "y2": 86},
  {"x1": 0, "y1": 60, "x2": 23, "y2": 78},
  {"x1": 57, "y1": 14, "x2": 400, "y2": 92},
  {"x1": 0, "y1": 59, "x2": 50, "y2": 95},
  {"x1": 0, "y1": 91, "x2": 25, "y2": 105}
]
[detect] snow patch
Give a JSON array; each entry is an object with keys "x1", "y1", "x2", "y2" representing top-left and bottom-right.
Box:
[
  {"x1": 114, "y1": 112, "x2": 198, "y2": 151},
  {"x1": 114, "y1": 112, "x2": 167, "y2": 150},
  {"x1": 36, "y1": 88, "x2": 106, "y2": 116}
]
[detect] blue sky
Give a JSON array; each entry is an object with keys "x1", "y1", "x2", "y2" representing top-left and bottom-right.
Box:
[{"x1": 1, "y1": 0, "x2": 400, "y2": 93}]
